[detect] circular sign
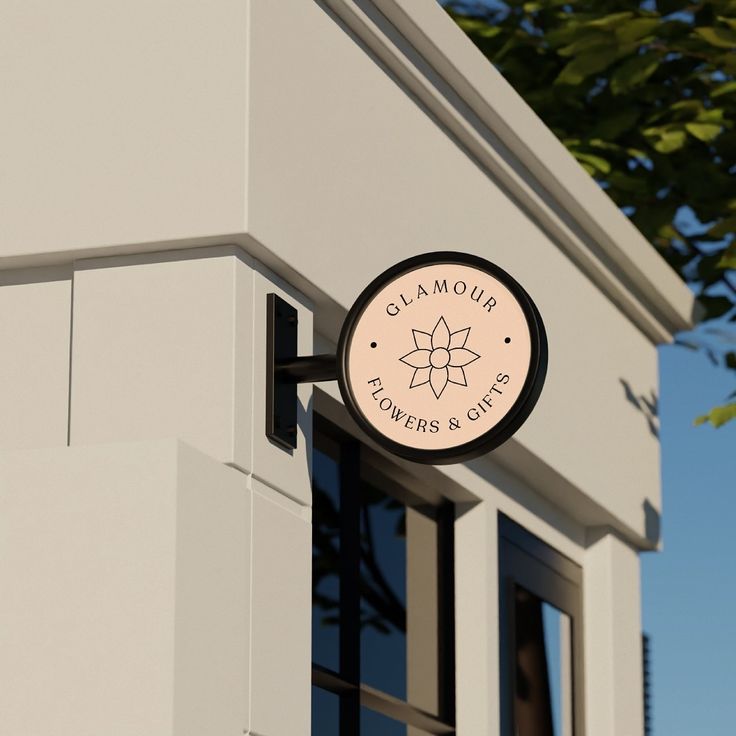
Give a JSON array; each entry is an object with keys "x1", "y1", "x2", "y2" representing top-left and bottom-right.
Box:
[{"x1": 337, "y1": 252, "x2": 547, "y2": 464}]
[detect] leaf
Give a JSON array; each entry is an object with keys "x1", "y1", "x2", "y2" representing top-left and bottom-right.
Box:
[
  {"x1": 698, "y1": 295, "x2": 735, "y2": 320},
  {"x1": 694, "y1": 27, "x2": 736, "y2": 49},
  {"x1": 717, "y1": 16, "x2": 736, "y2": 31},
  {"x1": 695, "y1": 402, "x2": 736, "y2": 428},
  {"x1": 587, "y1": 138, "x2": 624, "y2": 152},
  {"x1": 714, "y1": 52, "x2": 736, "y2": 74},
  {"x1": 711, "y1": 80, "x2": 736, "y2": 97},
  {"x1": 697, "y1": 252, "x2": 727, "y2": 286},
  {"x1": 644, "y1": 125, "x2": 687, "y2": 152},
  {"x1": 455, "y1": 18, "x2": 502, "y2": 39},
  {"x1": 572, "y1": 151, "x2": 612, "y2": 173},
  {"x1": 545, "y1": 24, "x2": 589, "y2": 50},
  {"x1": 657, "y1": 0, "x2": 687, "y2": 15},
  {"x1": 669, "y1": 100, "x2": 703, "y2": 116},
  {"x1": 685, "y1": 122, "x2": 724, "y2": 142},
  {"x1": 611, "y1": 52, "x2": 660, "y2": 95},
  {"x1": 608, "y1": 170, "x2": 650, "y2": 194},
  {"x1": 697, "y1": 108, "x2": 726, "y2": 124},
  {"x1": 554, "y1": 45, "x2": 623, "y2": 85},
  {"x1": 710, "y1": 218, "x2": 736, "y2": 240},
  {"x1": 590, "y1": 108, "x2": 640, "y2": 139},
  {"x1": 626, "y1": 146, "x2": 649, "y2": 161},
  {"x1": 632, "y1": 203, "x2": 679, "y2": 240},
  {"x1": 615, "y1": 18, "x2": 661, "y2": 44},
  {"x1": 718, "y1": 242, "x2": 736, "y2": 269},
  {"x1": 586, "y1": 12, "x2": 635, "y2": 29},
  {"x1": 558, "y1": 33, "x2": 610, "y2": 58}
]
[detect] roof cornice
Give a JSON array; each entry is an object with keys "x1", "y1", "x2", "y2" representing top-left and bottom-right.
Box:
[{"x1": 325, "y1": 0, "x2": 699, "y2": 343}]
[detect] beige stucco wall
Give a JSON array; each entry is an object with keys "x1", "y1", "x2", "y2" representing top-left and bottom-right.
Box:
[
  {"x1": 0, "y1": 267, "x2": 72, "y2": 449},
  {"x1": 0, "y1": 439, "x2": 311, "y2": 736},
  {"x1": 0, "y1": 0, "x2": 249, "y2": 256}
]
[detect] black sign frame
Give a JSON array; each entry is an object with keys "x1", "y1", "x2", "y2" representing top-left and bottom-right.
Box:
[{"x1": 336, "y1": 251, "x2": 548, "y2": 465}]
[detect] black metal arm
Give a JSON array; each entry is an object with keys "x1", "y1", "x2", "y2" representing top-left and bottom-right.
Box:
[{"x1": 275, "y1": 354, "x2": 337, "y2": 384}]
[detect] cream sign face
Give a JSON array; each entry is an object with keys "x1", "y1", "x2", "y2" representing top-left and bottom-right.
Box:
[{"x1": 337, "y1": 252, "x2": 547, "y2": 464}]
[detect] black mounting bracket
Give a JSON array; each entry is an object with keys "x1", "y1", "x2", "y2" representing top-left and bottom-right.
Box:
[{"x1": 266, "y1": 293, "x2": 338, "y2": 450}]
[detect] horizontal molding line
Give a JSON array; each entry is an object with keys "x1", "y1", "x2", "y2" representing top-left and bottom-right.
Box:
[{"x1": 325, "y1": 0, "x2": 691, "y2": 344}]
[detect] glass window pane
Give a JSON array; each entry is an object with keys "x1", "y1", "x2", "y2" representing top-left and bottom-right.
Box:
[
  {"x1": 513, "y1": 586, "x2": 573, "y2": 736},
  {"x1": 312, "y1": 447, "x2": 341, "y2": 672},
  {"x1": 360, "y1": 707, "x2": 433, "y2": 736},
  {"x1": 359, "y1": 483, "x2": 407, "y2": 700},
  {"x1": 361, "y1": 707, "x2": 405, "y2": 736},
  {"x1": 542, "y1": 602, "x2": 573, "y2": 736},
  {"x1": 311, "y1": 686, "x2": 339, "y2": 736},
  {"x1": 312, "y1": 424, "x2": 454, "y2": 732}
]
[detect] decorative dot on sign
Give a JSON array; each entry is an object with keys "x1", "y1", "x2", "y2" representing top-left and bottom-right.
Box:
[
  {"x1": 370, "y1": 342, "x2": 377, "y2": 348},
  {"x1": 504, "y1": 337, "x2": 511, "y2": 344}
]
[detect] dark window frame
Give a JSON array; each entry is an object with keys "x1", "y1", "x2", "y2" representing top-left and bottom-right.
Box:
[
  {"x1": 498, "y1": 514, "x2": 585, "y2": 736},
  {"x1": 312, "y1": 415, "x2": 456, "y2": 735}
]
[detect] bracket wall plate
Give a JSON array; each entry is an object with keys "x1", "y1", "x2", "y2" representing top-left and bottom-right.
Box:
[{"x1": 266, "y1": 293, "x2": 337, "y2": 450}]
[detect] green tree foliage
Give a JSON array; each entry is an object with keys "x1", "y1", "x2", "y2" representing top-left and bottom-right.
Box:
[{"x1": 444, "y1": 0, "x2": 736, "y2": 425}]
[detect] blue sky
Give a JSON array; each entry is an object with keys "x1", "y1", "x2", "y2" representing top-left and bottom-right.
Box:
[{"x1": 643, "y1": 339, "x2": 736, "y2": 735}]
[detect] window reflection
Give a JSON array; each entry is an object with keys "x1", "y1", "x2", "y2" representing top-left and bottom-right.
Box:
[
  {"x1": 312, "y1": 474, "x2": 445, "y2": 707},
  {"x1": 360, "y1": 483, "x2": 407, "y2": 700},
  {"x1": 311, "y1": 423, "x2": 454, "y2": 734},
  {"x1": 542, "y1": 602, "x2": 572, "y2": 736},
  {"x1": 361, "y1": 707, "x2": 405, "y2": 736},
  {"x1": 513, "y1": 587, "x2": 573, "y2": 736},
  {"x1": 312, "y1": 447, "x2": 341, "y2": 672},
  {"x1": 360, "y1": 707, "x2": 432, "y2": 736},
  {"x1": 312, "y1": 686, "x2": 339, "y2": 736}
]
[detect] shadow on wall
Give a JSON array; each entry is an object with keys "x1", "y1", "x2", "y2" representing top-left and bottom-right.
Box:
[
  {"x1": 619, "y1": 378, "x2": 659, "y2": 439},
  {"x1": 643, "y1": 499, "x2": 661, "y2": 547},
  {"x1": 620, "y1": 378, "x2": 662, "y2": 546},
  {"x1": 0, "y1": 265, "x2": 71, "y2": 287}
]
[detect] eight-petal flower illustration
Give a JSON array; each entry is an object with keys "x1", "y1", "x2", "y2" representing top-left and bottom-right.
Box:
[{"x1": 400, "y1": 317, "x2": 480, "y2": 398}]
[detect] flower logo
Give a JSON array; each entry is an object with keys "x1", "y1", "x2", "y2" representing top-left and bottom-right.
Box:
[{"x1": 400, "y1": 316, "x2": 480, "y2": 399}]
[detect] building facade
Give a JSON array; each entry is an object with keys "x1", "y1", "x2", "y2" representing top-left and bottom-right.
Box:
[{"x1": 0, "y1": 2, "x2": 696, "y2": 735}]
